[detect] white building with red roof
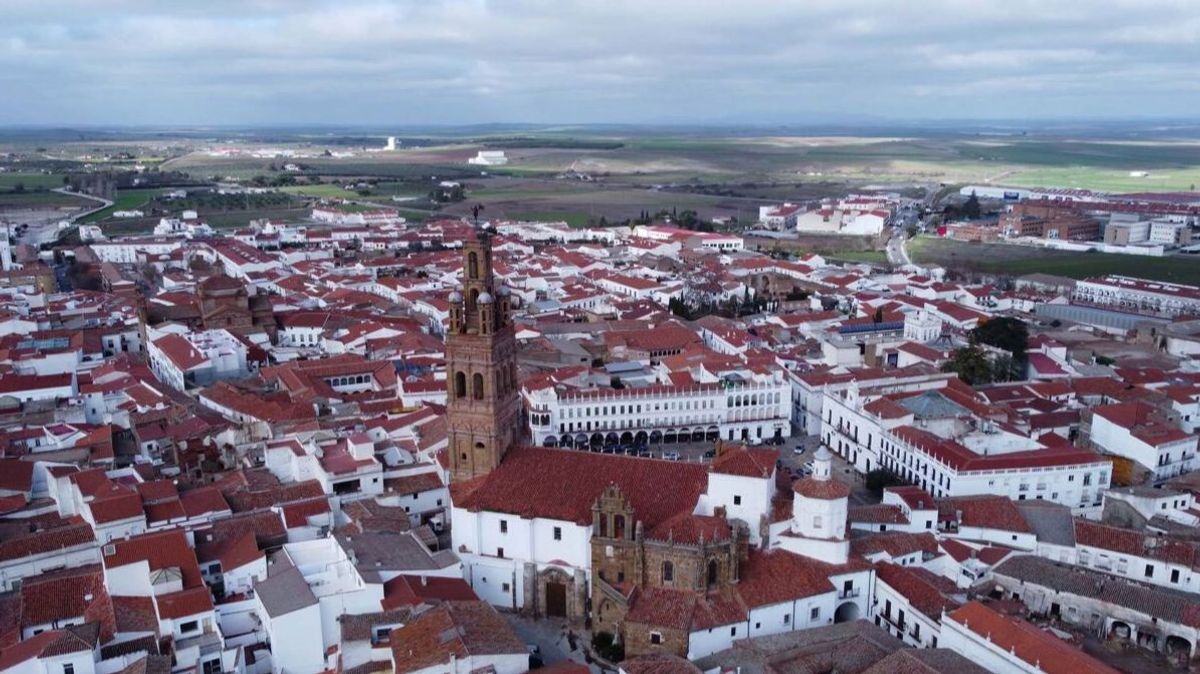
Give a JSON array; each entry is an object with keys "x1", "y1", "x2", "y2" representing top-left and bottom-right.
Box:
[
  {"x1": 821, "y1": 379, "x2": 1112, "y2": 513},
  {"x1": 1089, "y1": 401, "x2": 1198, "y2": 483}
]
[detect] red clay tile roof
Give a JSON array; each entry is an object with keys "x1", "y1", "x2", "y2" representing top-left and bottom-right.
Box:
[
  {"x1": 102, "y1": 529, "x2": 204, "y2": 589},
  {"x1": 179, "y1": 487, "x2": 231, "y2": 517},
  {"x1": 0, "y1": 517, "x2": 95, "y2": 562},
  {"x1": 89, "y1": 492, "x2": 146, "y2": 524},
  {"x1": 388, "y1": 601, "x2": 524, "y2": 673},
  {"x1": 20, "y1": 565, "x2": 115, "y2": 641},
  {"x1": 735, "y1": 548, "x2": 870, "y2": 609},
  {"x1": 946, "y1": 602, "x2": 1121, "y2": 674},
  {"x1": 793, "y1": 477, "x2": 850, "y2": 500},
  {"x1": 380, "y1": 575, "x2": 478, "y2": 610},
  {"x1": 0, "y1": 459, "x2": 34, "y2": 493},
  {"x1": 112, "y1": 595, "x2": 158, "y2": 634},
  {"x1": 1074, "y1": 520, "x2": 1200, "y2": 568},
  {"x1": 280, "y1": 497, "x2": 332, "y2": 528},
  {"x1": 710, "y1": 446, "x2": 778, "y2": 478},
  {"x1": 620, "y1": 655, "x2": 701, "y2": 674},
  {"x1": 848, "y1": 504, "x2": 907, "y2": 524},
  {"x1": 851, "y1": 532, "x2": 939, "y2": 559},
  {"x1": 0, "y1": 628, "x2": 95, "y2": 670},
  {"x1": 645, "y1": 513, "x2": 731, "y2": 545},
  {"x1": 154, "y1": 586, "x2": 214, "y2": 620},
  {"x1": 454, "y1": 446, "x2": 708, "y2": 528},
  {"x1": 384, "y1": 472, "x2": 444, "y2": 498},
  {"x1": 939, "y1": 495, "x2": 1032, "y2": 534},
  {"x1": 625, "y1": 586, "x2": 746, "y2": 631},
  {"x1": 875, "y1": 562, "x2": 961, "y2": 618},
  {"x1": 893, "y1": 425, "x2": 1107, "y2": 473}
]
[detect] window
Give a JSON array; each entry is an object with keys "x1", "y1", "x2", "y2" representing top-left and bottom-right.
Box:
[
  {"x1": 502, "y1": 582, "x2": 510, "y2": 593},
  {"x1": 662, "y1": 561, "x2": 674, "y2": 582},
  {"x1": 202, "y1": 659, "x2": 220, "y2": 674},
  {"x1": 733, "y1": 495, "x2": 742, "y2": 506},
  {"x1": 1172, "y1": 569, "x2": 1181, "y2": 583},
  {"x1": 707, "y1": 560, "x2": 718, "y2": 587},
  {"x1": 783, "y1": 614, "x2": 790, "y2": 625},
  {"x1": 730, "y1": 627, "x2": 737, "y2": 637},
  {"x1": 473, "y1": 373, "x2": 485, "y2": 400},
  {"x1": 500, "y1": 520, "x2": 508, "y2": 534},
  {"x1": 810, "y1": 607, "x2": 820, "y2": 620},
  {"x1": 496, "y1": 547, "x2": 504, "y2": 558},
  {"x1": 650, "y1": 632, "x2": 662, "y2": 645},
  {"x1": 553, "y1": 527, "x2": 562, "y2": 541},
  {"x1": 454, "y1": 372, "x2": 466, "y2": 398},
  {"x1": 1145, "y1": 564, "x2": 1155, "y2": 578},
  {"x1": 180, "y1": 620, "x2": 199, "y2": 634},
  {"x1": 63, "y1": 665, "x2": 74, "y2": 674}
]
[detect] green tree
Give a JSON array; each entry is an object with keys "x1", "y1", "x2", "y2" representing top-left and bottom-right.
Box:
[
  {"x1": 942, "y1": 345, "x2": 994, "y2": 386},
  {"x1": 865, "y1": 468, "x2": 906, "y2": 497},
  {"x1": 610, "y1": 376, "x2": 625, "y2": 390},
  {"x1": 963, "y1": 191, "x2": 982, "y2": 219},
  {"x1": 971, "y1": 316, "x2": 1029, "y2": 359}
]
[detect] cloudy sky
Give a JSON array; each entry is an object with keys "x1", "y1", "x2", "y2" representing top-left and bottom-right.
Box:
[{"x1": 3, "y1": 0, "x2": 1199, "y2": 126}]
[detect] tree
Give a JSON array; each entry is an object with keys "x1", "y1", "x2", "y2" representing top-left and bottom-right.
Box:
[
  {"x1": 610, "y1": 376, "x2": 625, "y2": 390},
  {"x1": 942, "y1": 345, "x2": 994, "y2": 386},
  {"x1": 865, "y1": 468, "x2": 906, "y2": 497},
  {"x1": 989, "y1": 354, "x2": 1021, "y2": 383},
  {"x1": 963, "y1": 191, "x2": 982, "y2": 219},
  {"x1": 971, "y1": 316, "x2": 1029, "y2": 359},
  {"x1": 12, "y1": 182, "x2": 24, "y2": 194}
]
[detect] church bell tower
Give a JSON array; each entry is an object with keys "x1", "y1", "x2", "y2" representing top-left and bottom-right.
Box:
[{"x1": 445, "y1": 227, "x2": 521, "y2": 482}]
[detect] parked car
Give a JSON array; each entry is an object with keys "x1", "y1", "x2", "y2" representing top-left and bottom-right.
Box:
[
  {"x1": 662, "y1": 451, "x2": 681, "y2": 461},
  {"x1": 794, "y1": 446, "x2": 806, "y2": 455}
]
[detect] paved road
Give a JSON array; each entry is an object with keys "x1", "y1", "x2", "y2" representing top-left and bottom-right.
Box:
[{"x1": 504, "y1": 614, "x2": 609, "y2": 673}]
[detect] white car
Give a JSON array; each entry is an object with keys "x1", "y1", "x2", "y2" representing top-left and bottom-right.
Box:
[
  {"x1": 662, "y1": 451, "x2": 681, "y2": 461},
  {"x1": 793, "y1": 446, "x2": 806, "y2": 455}
]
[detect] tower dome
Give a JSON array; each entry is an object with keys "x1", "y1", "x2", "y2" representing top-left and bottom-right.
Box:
[
  {"x1": 478, "y1": 291, "x2": 494, "y2": 304},
  {"x1": 449, "y1": 289, "x2": 463, "y2": 303}
]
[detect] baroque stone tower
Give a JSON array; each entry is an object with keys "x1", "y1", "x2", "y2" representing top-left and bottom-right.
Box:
[{"x1": 445, "y1": 228, "x2": 521, "y2": 482}]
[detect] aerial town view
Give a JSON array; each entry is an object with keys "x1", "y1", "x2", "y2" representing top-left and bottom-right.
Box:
[{"x1": 4, "y1": 3, "x2": 1200, "y2": 674}]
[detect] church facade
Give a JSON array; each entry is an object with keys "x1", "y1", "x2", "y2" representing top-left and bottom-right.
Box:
[{"x1": 446, "y1": 227, "x2": 874, "y2": 660}]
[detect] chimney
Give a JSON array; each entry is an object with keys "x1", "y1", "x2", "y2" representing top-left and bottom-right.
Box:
[{"x1": 421, "y1": 575, "x2": 428, "y2": 587}]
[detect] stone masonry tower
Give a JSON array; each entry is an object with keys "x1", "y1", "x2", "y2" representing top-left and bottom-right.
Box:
[{"x1": 446, "y1": 227, "x2": 521, "y2": 482}]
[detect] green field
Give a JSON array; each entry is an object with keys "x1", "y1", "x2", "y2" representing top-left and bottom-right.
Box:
[
  {"x1": 508, "y1": 210, "x2": 592, "y2": 228},
  {"x1": 0, "y1": 191, "x2": 92, "y2": 209},
  {"x1": 822, "y1": 250, "x2": 890, "y2": 266},
  {"x1": 81, "y1": 188, "x2": 164, "y2": 223},
  {"x1": 908, "y1": 236, "x2": 1200, "y2": 286},
  {"x1": 0, "y1": 172, "x2": 64, "y2": 191}
]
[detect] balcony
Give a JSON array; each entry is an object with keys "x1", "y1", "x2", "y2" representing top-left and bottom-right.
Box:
[{"x1": 838, "y1": 588, "x2": 860, "y2": 599}]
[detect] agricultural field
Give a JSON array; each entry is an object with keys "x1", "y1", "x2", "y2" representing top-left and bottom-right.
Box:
[
  {"x1": 907, "y1": 236, "x2": 1200, "y2": 286},
  {"x1": 81, "y1": 188, "x2": 165, "y2": 223},
  {"x1": 0, "y1": 172, "x2": 65, "y2": 191},
  {"x1": 149, "y1": 132, "x2": 1200, "y2": 203}
]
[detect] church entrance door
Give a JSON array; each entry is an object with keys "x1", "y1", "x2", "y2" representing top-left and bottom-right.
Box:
[{"x1": 545, "y1": 581, "x2": 567, "y2": 618}]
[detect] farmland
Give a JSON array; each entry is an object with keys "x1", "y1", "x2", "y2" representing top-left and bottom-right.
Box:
[
  {"x1": 907, "y1": 236, "x2": 1200, "y2": 286},
  {"x1": 0, "y1": 172, "x2": 65, "y2": 191},
  {"x1": 81, "y1": 188, "x2": 165, "y2": 223}
]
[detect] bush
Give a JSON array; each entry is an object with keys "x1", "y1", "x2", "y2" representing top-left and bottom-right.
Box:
[
  {"x1": 865, "y1": 468, "x2": 905, "y2": 497},
  {"x1": 591, "y1": 632, "x2": 624, "y2": 662}
]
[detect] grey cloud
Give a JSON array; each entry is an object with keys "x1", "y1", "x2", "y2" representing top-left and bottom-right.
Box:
[{"x1": 1, "y1": 0, "x2": 1198, "y2": 125}]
